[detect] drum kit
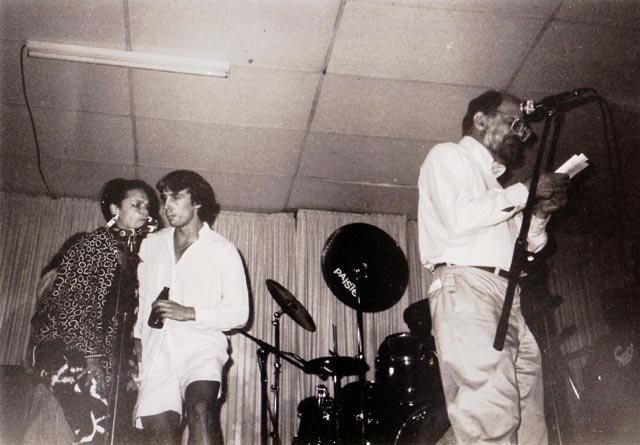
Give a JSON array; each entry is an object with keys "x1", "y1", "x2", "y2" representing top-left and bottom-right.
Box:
[{"x1": 240, "y1": 223, "x2": 449, "y2": 445}]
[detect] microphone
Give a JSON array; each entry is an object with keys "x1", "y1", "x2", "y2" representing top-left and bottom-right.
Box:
[{"x1": 521, "y1": 88, "x2": 593, "y2": 117}]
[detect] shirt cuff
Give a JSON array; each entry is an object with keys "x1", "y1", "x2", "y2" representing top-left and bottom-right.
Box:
[
  {"x1": 527, "y1": 214, "x2": 550, "y2": 252},
  {"x1": 504, "y1": 182, "x2": 529, "y2": 209}
]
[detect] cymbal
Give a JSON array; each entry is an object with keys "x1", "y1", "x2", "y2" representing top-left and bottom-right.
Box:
[
  {"x1": 321, "y1": 223, "x2": 409, "y2": 312},
  {"x1": 266, "y1": 279, "x2": 316, "y2": 332},
  {"x1": 305, "y1": 356, "x2": 369, "y2": 377}
]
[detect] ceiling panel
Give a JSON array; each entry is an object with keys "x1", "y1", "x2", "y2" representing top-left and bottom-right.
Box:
[
  {"x1": 128, "y1": 0, "x2": 340, "y2": 70},
  {"x1": 557, "y1": 0, "x2": 640, "y2": 27},
  {"x1": 0, "y1": 154, "x2": 49, "y2": 196},
  {"x1": 329, "y1": 2, "x2": 545, "y2": 86},
  {"x1": 136, "y1": 118, "x2": 304, "y2": 175},
  {"x1": 366, "y1": 0, "x2": 560, "y2": 16},
  {"x1": 289, "y1": 178, "x2": 417, "y2": 217},
  {"x1": 1, "y1": 154, "x2": 136, "y2": 198},
  {"x1": 137, "y1": 166, "x2": 292, "y2": 213},
  {"x1": 30, "y1": 108, "x2": 135, "y2": 163},
  {"x1": 22, "y1": 58, "x2": 131, "y2": 115},
  {"x1": 0, "y1": 0, "x2": 126, "y2": 47},
  {"x1": 0, "y1": 40, "x2": 26, "y2": 105},
  {"x1": 513, "y1": 20, "x2": 640, "y2": 99},
  {"x1": 132, "y1": 65, "x2": 320, "y2": 129},
  {"x1": 299, "y1": 132, "x2": 431, "y2": 185},
  {"x1": 312, "y1": 76, "x2": 482, "y2": 140},
  {"x1": 1, "y1": 104, "x2": 33, "y2": 154}
]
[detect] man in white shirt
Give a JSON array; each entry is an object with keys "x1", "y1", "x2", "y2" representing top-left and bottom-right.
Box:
[
  {"x1": 418, "y1": 90, "x2": 569, "y2": 444},
  {"x1": 134, "y1": 170, "x2": 249, "y2": 445}
]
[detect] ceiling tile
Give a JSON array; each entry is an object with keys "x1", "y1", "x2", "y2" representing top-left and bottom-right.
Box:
[
  {"x1": 0, "y1": 0, "x2": 126, "y2": 46},
  {"x1": 557, "y1": 0, "x2": 640, "y2": 27},
  {"x1": 132, "y1": 65, "x2": 320, "y2": 129},
  {"x1": 312, "y1": 75, "x2": 482, "y2": 140},
  {"x1": 0, "y1": 154, "x2": 136, "y2": 199},
  {"x1": 1, "y1": 104, "x2": 33, "y2": 154},
  {"x1": 289, "y1": 178, "x2": 418, "y2": 217},
  {"x1": 22, "y1": 57, "x2": 131, "y2": 114},
  {"x1": 299, "y1": 132, "x2": 432, "y2": 185},
  {"x1": 128, "y1": 0, "x2": 341, "y2": 70},
  {"x1": 329, "y1": 2, "x2": 545, "y2": 85},
  {"x1": 136, "y1": 118, "x2": 304, "y2": 175},
  {"x1": 0, "y1": 39, "x2": 26, "y2": 105},
  {"x1": 513, "y1": 20, "x2": 640, "y2": 98},
  {"x1": 2, "y1": 104, "x2": 135, "y2": 164},
  {"x1": 362, "y1": 0, "x2": 560, "y2": 16},
  {"x1": 136, "y1": 166, "x2": 292, "y2": 213}
]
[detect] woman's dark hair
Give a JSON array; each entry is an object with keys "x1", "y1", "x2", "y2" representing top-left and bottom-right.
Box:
[
  {"x1": 156, "y1": 170, "x2": 219, "y2": 224},
  {"x1": 99, "y1": 178, "x2": 160, "y2": 222},
  {"x1": 461, "y1": 90, "x2": 519, "y2": 136}
]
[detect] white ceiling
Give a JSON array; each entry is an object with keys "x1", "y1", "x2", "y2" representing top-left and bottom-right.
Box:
[{"x1": 1, "y1": 0, "x2": 639, "y2": 223}]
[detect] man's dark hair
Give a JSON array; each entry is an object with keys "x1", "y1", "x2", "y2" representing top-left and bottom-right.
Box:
[
  {"x1": 100, "y1": 178, "x2": 160, "y2": 222},
  {"x1": 461, "y1": 90, "x2": 519, "y2": 136},
  {"x1": 156, "y1": 170, "x2": 219, "y2": 224}
]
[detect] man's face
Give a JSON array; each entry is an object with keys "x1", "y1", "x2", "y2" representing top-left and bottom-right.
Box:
[
  {"x1": 483, "y1": 100, "x2": 529, "y2": 168},
  {"x1": 161, "y1": 188, "x2": 200, "y2": 228}
]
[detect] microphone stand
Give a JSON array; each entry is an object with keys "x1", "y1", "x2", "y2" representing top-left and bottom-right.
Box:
[
  {"x1": 105, "y1": 223, "x2": 152, "y2": 445},
  {"x1": 106, "y1": 232, "x2": 137, "y2": 445},
  {"x1": 493, "y1": 111, "x2": 556, "y2": 351}
]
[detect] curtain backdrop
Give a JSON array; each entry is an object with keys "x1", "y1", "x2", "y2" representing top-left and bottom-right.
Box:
[
  {"x1": 0, "y1": 193, "x2": 415, "y2": 444},
  {"x1": 1, "y1": 192, "x2": 629, "y2": 444}
]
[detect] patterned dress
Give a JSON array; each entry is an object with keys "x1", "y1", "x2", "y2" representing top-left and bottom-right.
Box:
[{"x1": 31, "y1": 226, "x2": 140, "y2": 444}]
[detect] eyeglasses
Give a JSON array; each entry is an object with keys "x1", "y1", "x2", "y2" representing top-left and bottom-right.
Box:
[{"x1": 495, "y1": 111, "x2": 532, "y2": 142}]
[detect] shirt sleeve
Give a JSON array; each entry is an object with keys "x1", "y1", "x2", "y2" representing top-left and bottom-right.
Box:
[
  {"x1": 422, "y1": 146, "x2": 529, "y2": 237},
  {"x1": 192, "y1": 246, "x2": 249, "y2": 331}
]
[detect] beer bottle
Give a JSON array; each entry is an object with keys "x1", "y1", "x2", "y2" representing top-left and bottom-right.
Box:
[{"x1": 148, "y1": 287, "x2": 170, "y2": 329}]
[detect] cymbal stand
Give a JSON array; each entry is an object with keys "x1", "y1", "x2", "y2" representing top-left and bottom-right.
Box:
[
  {"x1": 238, "y1": 324, "x2": 308, "y2": 445},
  {"x1": 271, "y1": 309, "x2": 283, "y2": 445},
  {"x1": 354, "y1": 290, "x2": 368, "y2": 445}
]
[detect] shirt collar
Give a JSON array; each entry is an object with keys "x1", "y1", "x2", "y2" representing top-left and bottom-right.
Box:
[{"x1": 459, "y1": 135, "x2": 507, "y2": 178}]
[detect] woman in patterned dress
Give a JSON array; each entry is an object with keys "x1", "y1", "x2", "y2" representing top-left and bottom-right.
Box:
[{"x1": 30, "y1": 178, "x2": 159, "y2": 444}]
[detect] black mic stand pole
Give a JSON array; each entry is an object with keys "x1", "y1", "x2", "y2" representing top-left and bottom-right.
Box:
[
  {"x1": 494, "y1": 110, "x2": 556, "y2": 351},
  {"x1": 106, "y1": 232, "x2": 139, "y2": 445}
]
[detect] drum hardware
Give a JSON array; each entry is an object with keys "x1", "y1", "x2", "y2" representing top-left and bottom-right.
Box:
[
  {"x1": 321, "y1": 223, "x2": 410, "y2": 444},
  {"x1": 239, "y1": 279, "x2": 316, "y2": 445},
  {"x1": 293, "y1": 384, "x2": 338, "y2": 445}
]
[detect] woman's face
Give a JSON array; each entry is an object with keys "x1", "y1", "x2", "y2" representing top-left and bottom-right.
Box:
[{"x1": 111, "y1": 188, "x2": 150, "y2": 230}]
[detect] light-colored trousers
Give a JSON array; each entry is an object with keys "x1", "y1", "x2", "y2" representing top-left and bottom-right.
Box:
[{"x1": 428, "y1": 266, "x2": 548, "y2": 445}]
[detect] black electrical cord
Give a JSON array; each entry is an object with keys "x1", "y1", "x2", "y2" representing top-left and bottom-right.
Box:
[{"x1": 19, "y1": 44, "x2": 56, "y2": 199}]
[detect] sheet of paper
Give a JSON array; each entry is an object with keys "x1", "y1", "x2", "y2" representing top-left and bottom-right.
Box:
[{"x1": 555, "y1": 153, "x2": 589, "y2": 179}]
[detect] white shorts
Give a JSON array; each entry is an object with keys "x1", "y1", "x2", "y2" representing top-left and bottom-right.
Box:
[{"x1": 134, "y1": 337, "x2": 227, "y2": 428}]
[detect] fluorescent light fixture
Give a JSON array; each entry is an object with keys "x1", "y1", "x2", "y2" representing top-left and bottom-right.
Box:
[{"x1": 26, "y1": 41, "x2": 230, "y2": 78}]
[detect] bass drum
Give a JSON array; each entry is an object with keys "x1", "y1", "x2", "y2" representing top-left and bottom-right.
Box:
[
  {"x1": 394, "y1": 402, "x2": 451, "y2": 445},
  {"x1": 375, "y1": 332, "x2": 442, "y2": 407}
]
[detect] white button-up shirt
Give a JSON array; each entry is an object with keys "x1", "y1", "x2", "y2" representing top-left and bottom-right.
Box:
[
  {"x1": 418, "y1": 136, "x2": 549, "y2": 270},
  {"x1": 134, "y1": 223, "x2": 249, "y2": 378}
]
